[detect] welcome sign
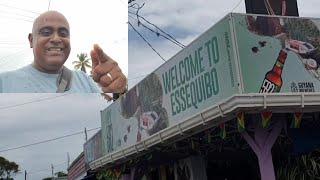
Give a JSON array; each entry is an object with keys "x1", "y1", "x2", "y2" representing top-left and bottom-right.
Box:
[
  {"x1": 100, "y1": 13, "x2": 320, "y2": 157},
  {"x1": 101, "y1": 14, "x2": 239, "y2": 155}
]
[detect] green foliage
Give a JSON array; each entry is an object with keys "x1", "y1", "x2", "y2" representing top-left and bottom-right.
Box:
[
  {"x1": 42, "y1": 178, "x2": 52, "y2": 180},
  {"x1": 41, "y1": 171, "x2": 67, "y2": 180},
  {"x1": 96, "y1": 170, "x2": 118, "y2": 180},
  {"x1": 72, "y1": 53, "x2": 92, "y2": 73},
  {"x1": 276, "y1": 149, "x2": 320, "y2": 180},
  {"x1": 0, "y1": 156, "x2": 19, "y2": 179},
  {"x1": 55, "y1": 171, "x2": 67, "y2": 177}
]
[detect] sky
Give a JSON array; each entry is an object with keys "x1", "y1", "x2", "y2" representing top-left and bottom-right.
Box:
[
  {"x1": 1, "y1": 0, "x2": 320, "y2": 180},
  {"x1": 0, "y1": 93, "x2": 109, "y2": 179},
  {"x1": 128, "y1": 0, "x2": 320, "y2": 87}
]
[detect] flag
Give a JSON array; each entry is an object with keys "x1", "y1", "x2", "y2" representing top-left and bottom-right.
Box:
[
  {"x1": 219, "y1": 123, "x2": 226, "y2": 139},
  {"x1": 237, "y1": 112, "x2": 245, "y2": 132},
  {"x1": 261, "y1": 111, "x2": 272, "y2": 128},
  {"x1": 114, "y1": 168, "x2": 122, "y2": 178},
  {"x1": 291, "y1": 112, "x2": 303, "y2": 128}
]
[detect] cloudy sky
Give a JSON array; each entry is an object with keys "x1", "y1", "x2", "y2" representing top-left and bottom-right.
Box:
[
  {"x1": 128, "y1": 0, "x2": 320, "y2": 87},
  {"x1": 1, "y1": 0, "x2": 320, "y2": 179},
  {"x1": 0, "y1": 93, "x2": 109, "y2": 179}
]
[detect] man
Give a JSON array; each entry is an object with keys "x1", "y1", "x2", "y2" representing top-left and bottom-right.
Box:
[{"x1": 0, "y1": 11, "x2": 127, "y2": 94}]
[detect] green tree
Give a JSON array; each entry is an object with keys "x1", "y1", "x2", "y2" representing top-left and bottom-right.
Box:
[
  {"x1": 0, "y1": 156, "x2": 19, "y2": 179},
  {"x1": 72, "y1": 53, "x2": 92, "y2": 73},
  {"x1": 55, "y1": 171, "x2": 67, "y2": 177},
  {"x1": 42, "y1": 171, "x2": 67, "y2": 180}
]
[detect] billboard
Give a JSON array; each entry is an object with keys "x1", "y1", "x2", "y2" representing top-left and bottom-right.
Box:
[
  {"x1": 84, "y1": 130, "x2": 102, "y2": 165},
  {"x1": 101, "y1": 15, "x2": 239, "y2": 155},
  {"x1": 245, "y1": 0, "x2": 299, "y2": 16},
  {"x1": 233, "y1": 14, "x2": 320, "y2": 93},
  {"x1": 100, "y1": 13, "x2": 320, "y2": 157}
]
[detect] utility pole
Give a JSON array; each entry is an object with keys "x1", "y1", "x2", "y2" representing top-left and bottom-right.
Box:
[
  {"x1": 84, "y1": 127, "x2": 88, "y2": 141},
  {"x1": 47, "y1": 0, "x2": 51, "y2": 11},
  {"x1": 67, "y1": 152, "x2": 70, "y2": 168},
  {"x1": 24, "y1": 170, "x2": 27, "y2": 180},
  {"x1": 51, "y1": 164, "x2": 54, "y2": 180}
]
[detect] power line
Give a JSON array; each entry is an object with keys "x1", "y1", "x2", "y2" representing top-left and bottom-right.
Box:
[
  {"x1": 128, "y1": 73, "x2": 148, "y2": 81},
  {"x1": 128, "y1": 0, "x2": 136, "y2": 4},
  {"x1": 0, "y1": 9, "x2": 35, "y2": 19},
  {"x1": 0, "y1": 94, "x2": 69, "y2": 111},
  {"x1": 28, "y1": 161, "x2": 67, "y2": 175},
  {"x1": 129, "y1": 14, "x2": 185, "y2": 49},
  {"x1": 127, "y1": 1, "x2": 184, "y2": 47},
  {"x1": 128, "y1": 21, "x2": 166, "y2": 62},
  {"x1": 128, "y1": 11, "x2": 186, "y2": 48},
  {"x1": 0, "y1": 42, "x2": 27, "y2": 45},
  {"x1": 0, "y1": 13, "x2": 33, "y2": 22},
  {"x1": 0, "y1": 45, "x2": 26, "y2": 48},
  {"x1": 0, "y1": 127, "x2": 101, "y2": 153},
  {"x1": 0, "y1": 3, "x2": 40, "y2": 14},
  {"x1": 231, "y1": 0, "x2": 243, "y2": 12},
  {"x1": 0, "y1": 49, "x2": 30, "y2": 66}
]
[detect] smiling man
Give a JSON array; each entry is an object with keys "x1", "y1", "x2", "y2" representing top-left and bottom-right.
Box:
[{"x1": 0, "y1": 11, "x2": 127, "y2": 94}]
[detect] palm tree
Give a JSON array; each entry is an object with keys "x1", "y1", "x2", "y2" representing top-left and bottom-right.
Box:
[{"x1": 73, "y1": 53, "x2": 92, "y2": 73}]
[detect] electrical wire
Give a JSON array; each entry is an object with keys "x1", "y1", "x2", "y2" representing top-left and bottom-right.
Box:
[
  {"x1": 231, "y1": 0, "x2": 244, "y2": 12},
  {"x1": 128, "y1": 21, "x2": 166, "y2": 62},
  {"x1": 0, "y1": 9, "x2": 35, "y2": 19},
  {"x1": 0, "y1": 42, "x2": 27, "y2": 45},
  {"x1": 128, "y1": 11, "x2": 186, "y2": 48},
  {"x1": 128, "y1": 0, "x2": 136, "y2": 4},
  {"x1": 28, "y1": 161, "x2": 67, "y2": 174},
  {"x1": 128, "y1": 73, "x2": 148, "y2": 81},
  {"x1": 0, "y1": 127, "x2": 101, "y2": 153},
  {"x1": 0, "y1": 3, "x2": 40, "y2": 14},
  {"x1": 129, "y1": 14, "x2": 185, "y2": 49},
  {"x1": 0, "y1": 94, "x2": 69, "y2": 111},
  {"x1": 0, "y1": 13, "x2": 33, "y2": 22}
]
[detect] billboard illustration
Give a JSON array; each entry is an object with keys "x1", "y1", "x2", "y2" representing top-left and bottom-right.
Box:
[
  {"x1": 120, "y1": 73, "x2": 169, "y2": 142},
  {"x1": 234, "y1": 14, "x2": 320, "y2": 93}
]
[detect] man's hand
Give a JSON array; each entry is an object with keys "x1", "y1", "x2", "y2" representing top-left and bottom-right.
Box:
[{"x1": 90, "y1": 44, "x2": 127, "y2": 93}]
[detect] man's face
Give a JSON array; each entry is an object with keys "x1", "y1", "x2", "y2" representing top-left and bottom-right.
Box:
[{"x1": 29, "y1": 12, "x2": 71, "y2": 73}]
